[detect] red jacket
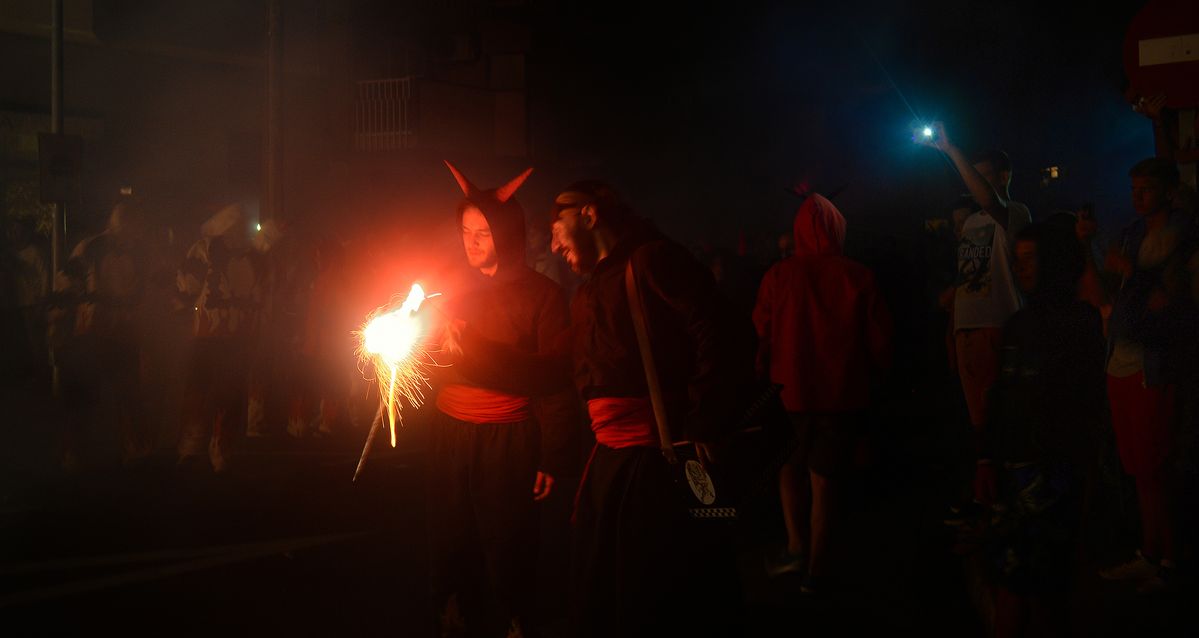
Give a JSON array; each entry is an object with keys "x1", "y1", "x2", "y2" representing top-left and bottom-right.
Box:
[{"x1": 753, "y1": 194, "x2": 892, "y2": 413}]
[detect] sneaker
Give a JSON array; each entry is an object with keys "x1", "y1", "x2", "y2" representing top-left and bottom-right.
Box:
[
  {"x1": 765, "y1": 548, "x2": 806, "y2": 577},
  {"x1": 1135, "y1": 574, "x2": 1168, "y2": 594},
  {"x1": 1099, "y1": 552, "x2": 1159, "y2": 581},
  {"x1": 942, "y1": 501, "x2": 985, "y2": 527},
  {"x1": 800, "y1": 573, "x2": 826, "y2": 595},
  {"x1": 1138, "y1": 560, "x2": 1181, "y2": 594}
]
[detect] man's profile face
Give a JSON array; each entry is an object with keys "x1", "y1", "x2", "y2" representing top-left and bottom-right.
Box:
[
  {"x1": 550, "y1": 191, "x2": 599, "y2": 274},
  {"x1": 461, "y1": 206, "x2": 498, "y2": 272},
  {"x1": 1131, "y1": 176, "x2": 1171, "y2": 217}
]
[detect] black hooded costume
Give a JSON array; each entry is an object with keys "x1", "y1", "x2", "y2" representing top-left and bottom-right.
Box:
[
  {"x1": 436, "y1": 180, "x2": 753, "y2": 637},
  {"x1": 427, "y1": 162, "x2": 577, "y2": 636},
  {"x1": 565, "y1": 220, "x2": 751, "y2": 638}
]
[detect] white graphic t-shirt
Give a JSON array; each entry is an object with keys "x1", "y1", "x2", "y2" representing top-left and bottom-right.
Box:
[{"x1": 953, "y1": 202, "x2": 1031, "y2": 331}]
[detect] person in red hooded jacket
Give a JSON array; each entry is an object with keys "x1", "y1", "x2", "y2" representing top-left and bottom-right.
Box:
[{"x1": 752, "y1": 192, "x2": 892, "y2": 593}]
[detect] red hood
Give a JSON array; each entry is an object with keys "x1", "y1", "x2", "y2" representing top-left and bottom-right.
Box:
[{"x1": 792, "y1": 193, "x2": 845, "y2": 257}]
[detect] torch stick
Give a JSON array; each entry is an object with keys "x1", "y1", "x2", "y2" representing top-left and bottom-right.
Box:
[
  {"x1": 352, "y1": 401, "x2": 386, "y2": 483},
  {"x1": 353, "y1": 285, "x2": 441, "y2": 483}
]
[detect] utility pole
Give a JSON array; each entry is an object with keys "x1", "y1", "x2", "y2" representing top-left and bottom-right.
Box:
[
  {"x1": 47, "y1": 0, "x2": 65, "y2": 396},
  {"x1": 265, "y1": 0, "x2": 282, "y2": 221},
  {"x1": 50, "y1": 0, "x2": 63, "y2": 275}
]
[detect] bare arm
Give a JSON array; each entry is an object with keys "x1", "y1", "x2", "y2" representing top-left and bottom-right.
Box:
[
  {"x1": 921, "y1": 122, "x2": 1011, "y2": 229},
  {"x1": 1139, "y1": 94, "x2": 1199, "y2": 163}
]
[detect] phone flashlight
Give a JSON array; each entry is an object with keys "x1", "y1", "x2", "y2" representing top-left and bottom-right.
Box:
[{"x1": 922, "y1": 126, "x2": 934, "y2": 138}]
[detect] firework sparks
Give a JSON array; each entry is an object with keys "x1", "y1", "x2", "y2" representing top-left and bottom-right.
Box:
[{"x1": 354, "y1": 282, "x2": 439, "y2": 480}]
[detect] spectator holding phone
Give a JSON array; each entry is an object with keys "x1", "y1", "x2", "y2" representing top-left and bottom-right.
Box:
[{"x1": 918, "y1": 123, "x2": 1033, "y2": 516}]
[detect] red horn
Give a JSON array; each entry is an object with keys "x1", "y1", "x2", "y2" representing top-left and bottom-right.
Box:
[
  {"x1": 495, "y1": 167, "x2": 534, "y2": 203},
  {"x1": 444, "y1": 160, "x2": 479, "y2": 197}
]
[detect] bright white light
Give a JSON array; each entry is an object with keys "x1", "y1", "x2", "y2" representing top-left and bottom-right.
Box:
[
  {"x1": 362, "y1": 284, "x2": 427, "y2": 367},
  {"x1": 922, "y1": 127, "x2": 934, "y2": 138},
  {"x1": 256, "y1": 223, "x2": 263, "y2": 232}
]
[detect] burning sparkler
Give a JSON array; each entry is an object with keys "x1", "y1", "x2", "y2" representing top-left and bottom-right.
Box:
[{"x1": 353, "y1": 282, "x2": 439, "y2": 481}]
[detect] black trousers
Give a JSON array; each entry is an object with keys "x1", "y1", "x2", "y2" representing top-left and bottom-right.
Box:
[
  {"x1": 427, "y1": 411, "x2": 540, "y2": 634},
  {"x1": 571, "y1": 444, "x2": 742, "y2": 638}
]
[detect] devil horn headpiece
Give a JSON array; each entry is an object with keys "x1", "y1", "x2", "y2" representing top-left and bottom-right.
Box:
[
  {"x1": 444, "y1": 160, "x2": 479, "y2": 198},
  {"x1": 495, "y1": 167, "x2": 533, "y2": 203},
  {"x1": 444, "y1": 161, "x2": 533, "y2": 202}
]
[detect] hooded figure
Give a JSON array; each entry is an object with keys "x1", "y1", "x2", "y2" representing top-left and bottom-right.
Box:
[
  {"x1": 753, "y1": 194, "x2": 892, "y2": 413},
  {"x1": 752, "y1": 194, "x2": 893, "y2": 589},
  {"x1": 428, "y1": 162, "x2": 577, "y2": 638},
  {"x1": 446, "y1": 162, "x2": 532, "y2": 275}
]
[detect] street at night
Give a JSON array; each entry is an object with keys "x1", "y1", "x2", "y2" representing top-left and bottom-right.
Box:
[
  {"x1": 2, "y1": 0, "x2": 1198, "y2": 636},
  {"x1": 1, "y1": 377, "x2": 1193, "y2": 635}
]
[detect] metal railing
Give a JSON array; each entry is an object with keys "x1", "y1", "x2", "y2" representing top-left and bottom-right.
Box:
[{"x1": 353, "y1": 78, "x2": 415, "y2": 151}]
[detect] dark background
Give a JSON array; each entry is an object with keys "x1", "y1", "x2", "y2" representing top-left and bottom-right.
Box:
[
  {"x1": 1, "y1": 2, "x2": 1190, "y2": 636},
  {"x1": 528, "y1": 0, "x2": 1153, "y2": 246}
]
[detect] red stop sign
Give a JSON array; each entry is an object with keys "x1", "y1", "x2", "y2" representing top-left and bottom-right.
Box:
[{"x1": 1124, "y1": 0, "x2": 1199, "y2": 108}]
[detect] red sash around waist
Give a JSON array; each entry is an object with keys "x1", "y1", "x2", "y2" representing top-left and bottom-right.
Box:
[
  {"x1": 436, "y1": 384, "x2": 530, "y2": 424},
  {"x1": 587, "y1": 396, "x2": 657, "y2": 449}
]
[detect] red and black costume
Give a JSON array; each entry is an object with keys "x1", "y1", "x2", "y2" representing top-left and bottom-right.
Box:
[
  {"x1": 427, "y1": 163, "x2": 576, "y2": 635},
  {"x1": 568, "y1": 220, "x2": 753, "y2": 638}
]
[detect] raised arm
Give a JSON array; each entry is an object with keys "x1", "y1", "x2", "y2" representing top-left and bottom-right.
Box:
[{"x1": 919, "y1": 122, "x2": 1012, "y2": 229}]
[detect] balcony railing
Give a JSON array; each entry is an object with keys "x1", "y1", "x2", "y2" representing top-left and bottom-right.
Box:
[{"x1": 353, "y1": 77, "x2": 415, "y2": 151}]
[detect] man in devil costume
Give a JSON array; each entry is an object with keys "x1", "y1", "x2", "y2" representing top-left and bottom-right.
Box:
[
  {"x1": 549, "y1": 180, "x2": 752, "y2": 637},
  {"x1": 428, "y1": 162, "x2": 577, "y2": 638}
]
